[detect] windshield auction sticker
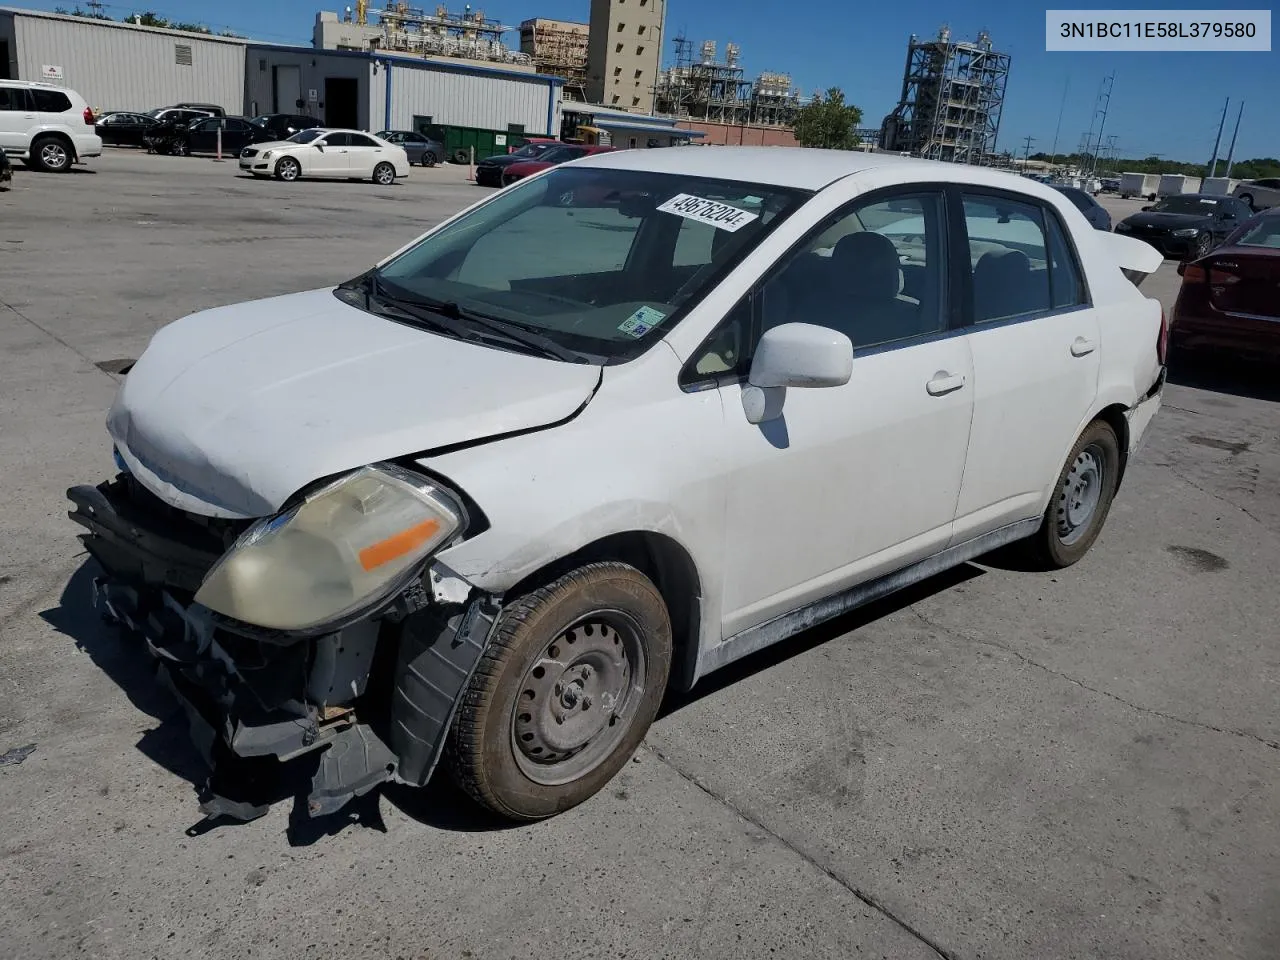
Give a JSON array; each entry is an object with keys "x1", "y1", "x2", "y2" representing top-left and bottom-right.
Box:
[
  {"x1": 657, "y1": 194, "x2": 760, "y2": 232},
  {"x1": 1046, "y1": 9, "x2": 1271, "y2": 50}
]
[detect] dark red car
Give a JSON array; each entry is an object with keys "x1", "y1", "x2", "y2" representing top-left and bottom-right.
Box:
[
  {"x1": 501, "y1": 144, "x2": 615, "y2": 187},
  {"x1": 1170, "y1": 208, "x2": 1280, "y2": 363}
]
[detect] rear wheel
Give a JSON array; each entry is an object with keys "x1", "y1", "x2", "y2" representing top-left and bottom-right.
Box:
[
  {"x1": 32, "y1": 136, "x2": 72, "y2": 172},
  {"x1": 373, "y1": 161, "x2": 396, "y2": 185},
  {"x1": 422, "y1": 151, "x2": 438, "y2": 167},
  {"x1": 274, "y1": 156, "x2": 300, "y2": 182},
  {"x1": 447, "y1": 562, "x2": 672, "y2": 821},
  {"x1": 1023, "y1": 420, "x2": 1121, "y2": 569},
  {"x1": 169, "y1": 139, "x2": 190, "y2": 157}
]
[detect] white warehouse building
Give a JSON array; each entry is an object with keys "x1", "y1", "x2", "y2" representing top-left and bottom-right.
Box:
[
  {"x1": 1, "y1": 7, "x2": 564, "y2": 158},
  {"x1": 0, "y1": 6, "x2": 246, "y2": 113}
]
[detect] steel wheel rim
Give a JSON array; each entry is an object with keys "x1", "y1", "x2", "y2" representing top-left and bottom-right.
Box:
[
  {"x1": 1056, "y1": 443, "x2": 1105, "y2": 545},
  {"x1": 41, "y1": 143, "x2": 68, "y2": 169},
  {"x1": 510, "y1": 611, "x2": 647, "y2": 786},
  {"x1": 375, "y1": 164, "x2": 394, "y2": 184}
]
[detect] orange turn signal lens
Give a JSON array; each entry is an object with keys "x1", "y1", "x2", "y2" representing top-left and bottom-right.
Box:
[{"x1": 358, "y1": 518, "x2": 441, "y2": 571}]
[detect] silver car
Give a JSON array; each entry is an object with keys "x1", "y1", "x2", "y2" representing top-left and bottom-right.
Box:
[
  {"x1": 375, "y1": 130, "x2": 444, "y2": 167},
  {"x1": 1233, "y1": 178, "x2": 1280, "y2": 212}
]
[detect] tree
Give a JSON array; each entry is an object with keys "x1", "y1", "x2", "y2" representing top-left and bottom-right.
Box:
[
  {"x1": 793, "y1": 87, "x2": 863, "y2": 151},
  {"x1": 54, "y1": 5, "x2": 111, "y2": 18}
]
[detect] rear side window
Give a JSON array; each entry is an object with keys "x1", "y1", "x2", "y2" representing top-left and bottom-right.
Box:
[
  {"x1": 962, "y1": 195, "x2": 1052, "y2": 323},
  {"x1": 0, "y1": 87, "x2": 31, "y2": 111},
  {"x1": 31, "y1": 90, "x2": 72, "y2": 112},
  {"x1": 1045, "y1": 211, "x2": 1088, "y2": 309},
  {"x1": 1061, "y1": 189, "x2": 1092, "y2": 213},
  {"x1": 348, "y1": 134, "x2": 379, "y2": 148}
]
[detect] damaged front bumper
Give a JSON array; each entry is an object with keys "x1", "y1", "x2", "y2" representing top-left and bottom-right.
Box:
[{"x1": 68, "y1": 476, "x2": 497, "y2": 823}]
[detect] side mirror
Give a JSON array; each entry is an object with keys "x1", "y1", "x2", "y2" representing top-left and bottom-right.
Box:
[
  {"x1": 314, "y1": 142, "x2": 326, "y2": 151},
  {"x1": 742, "y1": 322, "x2": 853, "y2": 424}
]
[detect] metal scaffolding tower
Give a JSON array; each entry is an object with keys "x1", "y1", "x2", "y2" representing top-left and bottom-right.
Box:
[
  {"x1": 881, "y1": 25, "x2": 1011, "y2": 165},
  {"x1": 654, "y1": 37, "x2": 800, "y2": 127}
]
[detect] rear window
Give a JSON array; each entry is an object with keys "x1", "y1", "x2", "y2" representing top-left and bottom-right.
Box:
[
  {"x1": 1234, "y1": 217, "x2": 1280, "y2": 249},
  {"x1": 31, "y1": 90, "x2": 73, "y2": 113}
]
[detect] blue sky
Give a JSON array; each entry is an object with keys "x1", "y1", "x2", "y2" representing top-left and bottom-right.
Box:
[{"x1": 21, "y1": 0, "x2": 1278, "y2": 161}]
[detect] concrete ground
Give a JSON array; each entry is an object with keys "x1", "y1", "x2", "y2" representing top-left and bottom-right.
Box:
[{"x1": 1, "y1": 152, "x2": 1277, "y2": 960}]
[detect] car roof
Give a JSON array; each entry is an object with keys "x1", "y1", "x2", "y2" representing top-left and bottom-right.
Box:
[{"x1": 573, "y1": 146, "x2": 1055, "y2": 193}]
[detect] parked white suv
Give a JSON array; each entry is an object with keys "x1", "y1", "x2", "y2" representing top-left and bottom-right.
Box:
[
  {"x1": 0, "y1": 80, "x2": 103, "y2": 172},
  {"x1": 69, "y1": 149, "x2": 1167, "y2": 825}
]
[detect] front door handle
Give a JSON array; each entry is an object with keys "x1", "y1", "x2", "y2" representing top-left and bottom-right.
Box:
[
  {"x1": 1070, "y1": 337, "x2": 1097, "y2": 357},
  {"x1": 926, "y1": 372, "x2": 966, "y2": 396}
]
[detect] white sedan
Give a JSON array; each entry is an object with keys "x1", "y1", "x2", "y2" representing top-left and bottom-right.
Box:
[
  {"x1": 73, "y1": 147, "x2": 1168, "y2": 824},
  {"x1": 239, "y1": 128, "x2": 409, "y2": 184}
]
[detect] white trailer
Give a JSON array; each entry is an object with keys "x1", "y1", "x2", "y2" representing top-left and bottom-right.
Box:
[
  {"x1": 1200, "y1": 177, "x2": 1242, "y2": 196},
  {"x1": 1119, "y1": 172, "x2": 1159, "y2": 199},
  {"x1": 1158, "y1": 174, "x2": 1203, "y2": 196}
]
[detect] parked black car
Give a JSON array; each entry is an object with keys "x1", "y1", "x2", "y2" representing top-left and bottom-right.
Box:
[
  {"x1": 148, "y1": 107, "x2": 217, "y2": 125},
  {"x1": 179, "y1": 116, "x2": 275, "y2": 156},
  {"x1": 172, "y1": 102, "x2": 225, "y2": 117},
  {"x1": 250, "y1": 114, "x2": 323, "y2": 140},
  {"x1": 1053, "y1": 185, "x2": 1112, "y2": 231},
  {"x1": 95, "y1": 111, "x2": 159, "y2": 147},
  {"x1": 1114, "y1": 193, "x2": 1253, "y2": 260},
  {"x1": 0, "y1": 151, "x2": 12, "y2": 190},
  {"x1": 375, "y1": 130, "x2": 444, "y2": 166},
  {"x1": 473, "y1": 139, "x2": 562, "y2": 186}
]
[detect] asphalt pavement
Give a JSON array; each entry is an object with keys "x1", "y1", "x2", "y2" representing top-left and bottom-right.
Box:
[{"x1": 0, "y1": 152, "x2": 1277, "y2": 960}]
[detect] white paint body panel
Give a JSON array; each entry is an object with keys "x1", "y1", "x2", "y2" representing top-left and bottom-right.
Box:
[
  {"x1": 243, "y1": 129, "x2": 410, "y2": 180},
  {"x1": 104, "y1": 147, "x2": 1164, "y2": 679},
  {"x1": 107, "y1": 288, "x2": 600, "y2": 518}
]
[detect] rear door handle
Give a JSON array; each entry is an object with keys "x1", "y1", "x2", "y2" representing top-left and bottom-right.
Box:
[
  {"x1": 926, "y1": 372, "x2": 966, "y2": 396},
  {"x1": 1071, "y1": 337, "x2": 1097, "y2": 357}
]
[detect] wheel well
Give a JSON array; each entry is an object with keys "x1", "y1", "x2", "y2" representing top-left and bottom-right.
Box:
[
  {"x1": 32, "y1": 131, "x2": 75, "y2": 158},
  {"x1": 1095, "y1": 404, "x2": 1131, "y2": 487},
  {"x1": 503, "y1": 531, "x2": 703, "y2": 694}
]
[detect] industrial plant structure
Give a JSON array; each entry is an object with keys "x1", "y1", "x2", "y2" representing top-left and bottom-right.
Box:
[
  {"x1": 519, "y1": 17, "x2": 588, "y2": 99},
  {"x1": 316, "y1": 2, "x2": 532, "y2": 69},
  {"x1": 653, "y1": 38, "x2": 800, "y2": 128},
  {"x1": 880, "y1": 25, "x2": 1010, "y2": 164}
]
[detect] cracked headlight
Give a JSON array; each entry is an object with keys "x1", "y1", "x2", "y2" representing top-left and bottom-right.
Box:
[
  {"x1": 195, "y1": 464, "x2": 464, "y2": 632},
  {"x1": 1172, "y1": 227, "x2": 1201, "y2": 238}
]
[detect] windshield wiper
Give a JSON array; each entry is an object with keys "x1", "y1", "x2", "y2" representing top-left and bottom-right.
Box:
[{"x1": 369, "y1": 277, "x2": 591, "y2": 363}]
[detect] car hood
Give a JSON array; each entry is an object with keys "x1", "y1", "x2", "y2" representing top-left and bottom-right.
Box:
[
  {"x1": 1121, "y1": 211, "x2": 1214, "y2": 230},
  {"x1": 107, "y1": 288, "x2": 602, "y2": 519},
  {"x1": 243, "y1": 139, "x2": 294, "y2": 152}
]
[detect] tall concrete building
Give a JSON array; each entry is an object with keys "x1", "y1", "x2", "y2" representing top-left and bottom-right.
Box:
[{"x1": 585, "y1": 0, "x2": 665, "y2": 113}]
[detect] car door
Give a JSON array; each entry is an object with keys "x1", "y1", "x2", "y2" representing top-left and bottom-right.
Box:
[
  {"x1": 185, "y1": 118, "x2": 216, "y2": 152},
  {"x1": 0, "y1": 87, "x2": 34, "y2": 152},
  {"x1": 693, "y1": 187, "x2": 975, "y2": 637},
  {"x1": 309, "y1": 132, "x2": 350, "y2": 176},
  {"x1": 1213, "y1": 197, "x2": 1249, "y2": 242},
  {"x1": 344, "y1": 132, "x2": 384, "y2": 176},
  {"x1": 950, "y1": 188, "x2": 1100, "y2": 543}
]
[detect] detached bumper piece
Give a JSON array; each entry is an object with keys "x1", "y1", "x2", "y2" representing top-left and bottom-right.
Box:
[{"x1": 68, "y1": 478, "x2": 496, "y2": 824}]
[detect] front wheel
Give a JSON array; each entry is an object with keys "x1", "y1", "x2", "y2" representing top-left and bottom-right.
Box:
[
  {"x1": 422, "y1": 151, "x2": 438, "y2": 167},
  {"x1": 169, "y1": 139, "x2": 190, "y2": 157},
  {"x1": 1191, "y1": 232, "x2": 1213, "y2": 260},
  {"x1": 274, "y1": 156, "x2": 300, "y2": 182},
  {"x1": 447, "y1": 562, "x2": 672, "y2": 821},
  {"x1": 1023, "y1": 420, "x2": 1121, "y2": 569},
  {"x1": 373, "y1": 161, "x2": 396, "y2": 185}
]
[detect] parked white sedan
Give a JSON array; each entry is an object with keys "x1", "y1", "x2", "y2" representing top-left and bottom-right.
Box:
[
  {"x1": 239, "y1": 128, "x2": 409, "y2": 184},
  {"x1": 72, "y1": 148, "x2": 1167, "y2": 825}
]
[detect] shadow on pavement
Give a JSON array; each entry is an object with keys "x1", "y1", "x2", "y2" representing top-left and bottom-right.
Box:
[{"x1": 1168, "y1": 353, "x2": 1280, "y2": 404}]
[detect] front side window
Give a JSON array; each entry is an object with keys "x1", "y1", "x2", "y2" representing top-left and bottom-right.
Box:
[
  {"x1": 289, "y1": 129, "x2": 324, "y2": 144},
  {"x1": 0, "y1": 87, "x2": 30, "y2": 111},
  {"x1": 962, "y1": 195, "x2": 1052, "y2": 323},
  {"x1": 1233, "y1": 216, "x2": 1280, "y2": 249},
  {"x1": 370, "y1": 168, "x2": 808, "y2": 362}
]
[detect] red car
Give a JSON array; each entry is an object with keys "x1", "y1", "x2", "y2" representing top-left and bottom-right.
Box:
[
  {"x1": 1170, "y1": 207, "x2": 1280, "y2": 363},
  {"x1": 501, "y1": 144, "x2": 615, "y2": 187}
]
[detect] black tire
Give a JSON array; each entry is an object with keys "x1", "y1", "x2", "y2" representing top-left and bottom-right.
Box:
[
  {"x1": 447, "y1": 562, "x2": 672, "y2": 821},
  {"x1": 422, "y1": 151, "x2": 438, "y2": 167},
  {"x1": 31, "y1": 136, "x2": 72, "y2": 173},
  {"x1": 373, "y1": 161, "x2": 396, "y2": 185},
  {"x1": 1023, "y1": 420, "x2": 1121, "y2": 569},
  {"x1": 451, "y1": 148, "x2": 469, "y2": 165},
  {"x1": 274, "y1": 156, "x2": 300, "y2": 182},
  {"x1": 169, "y1": 139, "x2": 190, "y2": 157}
]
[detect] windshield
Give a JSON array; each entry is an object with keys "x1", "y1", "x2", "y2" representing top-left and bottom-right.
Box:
[
  {"x1": 1235, "y1": 216, "x2": 1280, "y2": 249},
  {"x1": 288, "y1": 129, "x2": 324, "y2": 144},
  {"x1": 512, "y1": 142, "x2": 556, "y2": 159},
  {"x1": 1151, "y1": 196, "x2": 1219, "y2": 214},
  {"x1": 251, "y1": 115, "x2": 271, "y2": 126},
  {"x1": 371, "y1": 166, "x2": 809, "y2": 362}
]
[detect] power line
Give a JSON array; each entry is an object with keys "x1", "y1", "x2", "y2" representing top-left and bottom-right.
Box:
[{"x1": 1021, "y1": 134, "x2": 1036, "y2": 163}]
